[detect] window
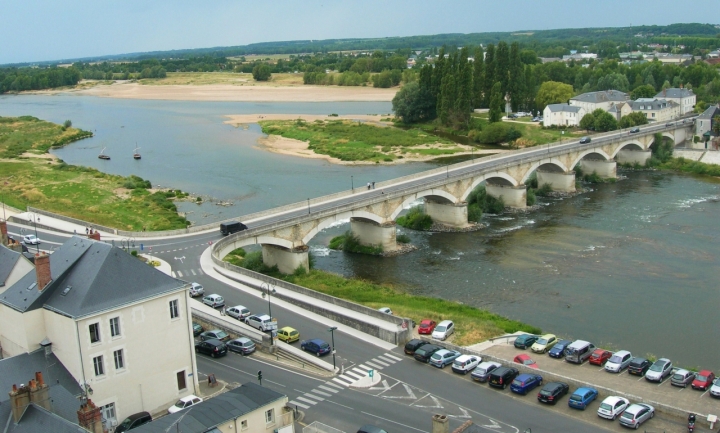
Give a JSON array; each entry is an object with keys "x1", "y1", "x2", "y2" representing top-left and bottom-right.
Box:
[
  {"x1": 176, "y1": 371, "x2": 186, "y2": 391},
  {"x1": 101, "y1": 403, "x2": 116, "y2": 424},
  {"x1": 240, "y1": 420, "x2": 248, "y2": 430},
  {"x1": 89, "y1": 323, "x2": 101, "y2": 343},
  {"x1": 169, "y1": 300, "x2": 179, "y2": 319},
  {"x1": 110, "y1": 317, "x2": 120, "y2": 337},
  {"x1": 265, "y1": 408, "x2": 274, "y2": 424},
  {"x1": 93, "y1": 355, "x2": 104, "y2": 376},
  {"x1": 113, "y1": 349, "x2": 124, "y2": 370}
]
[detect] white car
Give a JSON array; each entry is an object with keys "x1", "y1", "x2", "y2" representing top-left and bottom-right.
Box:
[
  {"x1": 645, "y1": 358, "x2": 673, "y2": 382},
  {"x1": 619, "y1": 403, "x2": 654, "y2": 429},
  {"x1": 226, "y1": 305, "x2": 251, "y2": 320},
  {"x1": 202, "y1": 294, "x2": 225, "y2": 308},
  {"x1": 432, "y1": 320, "x2": 454, "y2": 340},
  {"x1": 167, "y1": 395, "x2": 203, "y2": 414},
  {"x1": 378, "y1": 307, "x2": 393, "y2": 315},
  {"x1": 189, "y1": 283, "x2": 204, "y2": 297},
  {"x1": 22, "y1": 234, "x2": 40, "y2": 245},
  {"x1": 451, "y1": 354, "x2": 480, "y2": 375},
  {"x1": 597, "y1": 396, "x2": 629, "y2": 420},
  {"x1": 605, "y1": 350, "x2": 633, "y2": 373},
  {"x1": 709, "y1": 377, "x2": 720, "y2": 398}
]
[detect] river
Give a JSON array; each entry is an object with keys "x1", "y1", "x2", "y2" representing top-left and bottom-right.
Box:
[{"x1": 1, "y1": 94, "x2": 718, "y2": 370}]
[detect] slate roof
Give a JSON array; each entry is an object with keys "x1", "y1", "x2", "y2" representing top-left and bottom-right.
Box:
[
  {"x1": 570, "y1": 90, "x2": 629, "y2": 104},
  {"x1": 697, "y1": 104, "x2": 720, "y2": 120},
  {"x1": 0, "y1": 350, "x2": 81, "y2": 403},
  {"x1": 656, "y1": 88, "x2": 694, "y2": 99},
  {"x1": 0, "y1": 404, "x2": 87, "y2": 433},
  {"x1": 0, "y1": 245, "x2": 21, "y2": 287},
  {"x1": 0, "y1": 236, "x2": 186, "y2": 318},
  {"x1": 546, "y1": 103, "x2": 582, "y2": 113},
  {"x1": 629, "y1": 99, "x2": 678, "y2": 110},
  {"x1": 132, "y1": 382, "x2": 286, "y2": 433}
]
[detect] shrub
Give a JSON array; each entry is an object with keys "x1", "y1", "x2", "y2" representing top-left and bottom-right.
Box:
[
  {"x1": 396, "y1": 233, "x2": 411, "y2": 243},
  {"x1": 467, "y1": 185, "x2": 504, "y2": 214},
  {"x1": 536, "y1": 183, "x2": 553, "y2": 196},
  {"x1": 468, "y1": 203, "x2": 482, "y2": 222},
  {"x1": 526, "y1": 188, "x2": 536, "y2": 206},
  {"x1": 329, "y1": 231, "x2": 383, "y2": 255},
  {"x1": 471, "y1": 122, "x2": 523, "y2": 145},
  {"x1": 130, "y1": 250, "x2": 138, "y2": 257},
  {"x1": 396, "y1": 206, "x2": 433, "y2": 230}
]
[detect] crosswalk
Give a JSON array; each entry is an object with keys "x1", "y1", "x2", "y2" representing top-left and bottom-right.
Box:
[
  {"x1": 171, "y1": 268, "x2": 204, "y2": 278},
  {"x1": 287, "y1": 352, "x2": 402, "y2": 410}
]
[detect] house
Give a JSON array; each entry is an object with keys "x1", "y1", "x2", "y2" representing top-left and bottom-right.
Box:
[
  {"x1": 562, "y1": 53, "x2": 598, "y2": 62},
  {"x1": 656, "y1": 88, "x2": 696, "y2": 114},
  {"x1": 608, "y1": 102, "x2": 633, "y2": 122},
  {"x1": 543, "y1": 103, "x2": 586, "y2": 127},
  {"x1": 652, "y1": 53, "x2": 693, "y2": 65},
  {"x1": 696, "y1": 104, "x2": 720, "y2": 139},
  {"x1": 628, "y1": 98, "x2": 681, "y2": 122},
  {"x1": 569, "y1": 90, "x2": 630, "y2": 114},
  {"x1": 0, "y1": 236, "x2": 196, "y2": 428},
  {"x1": 131, "y1": 382, "x2": 294, "y2": 433},
  {"x1": 0, "y1": 244, "x2": 34, "y2": 292}
]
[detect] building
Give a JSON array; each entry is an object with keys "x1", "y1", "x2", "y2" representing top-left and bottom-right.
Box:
[
  {"x1": 569, "y1": 90, "x2": 630, "y2": 114},
  {"x1": 131, "y1": 382, "x2": 294, "y2": 433},
  {"x1": 656, "y1": 88, "x2": 696, "y2": 114},
  {"x1": 696, "y1": 104, "x2": 720, "y2": 139},
  {"x1": 543, "y1": 103, "x2": 586, "y2": 127},
  {"x1": 0, "y1": 244, "x2": 34, "y2": 292},
  {"x1": 562, "y1": 53, "x2": 597, "y2": 62},
  {"x1": 0, "y1": 236, "x2": 196, "y2": 428},
  {"x1": 608, "y1": 102, "x2": 632, "y2": 122},
  {"x1": 628, "y1": 98, "x2": 681, "y2": 122}
]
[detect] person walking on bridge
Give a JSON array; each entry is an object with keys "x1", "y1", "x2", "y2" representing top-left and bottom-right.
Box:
[{"x1": 367, "y1": 182, "x2": 371, "y2": 190}]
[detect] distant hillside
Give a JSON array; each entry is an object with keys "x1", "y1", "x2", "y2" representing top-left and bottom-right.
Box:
[{"x1": 4, "y1": 22, "x2": 719, "y2": 67}]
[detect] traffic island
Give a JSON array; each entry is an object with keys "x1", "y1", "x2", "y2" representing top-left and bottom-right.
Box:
[{"x1": 349, "y1": 371, "x2": 382, "y2": 389}]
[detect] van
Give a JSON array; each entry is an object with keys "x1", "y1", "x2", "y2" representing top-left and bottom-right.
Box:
[
  {"x1": 564, "y1": 340, "x2": 595, "y2": 364},
  {"x1": 115, "y1": 411, "x2": 152, "y2": 432},
  {"x1": 220, "y1": 221, "x2": 247, "y2": 236}
]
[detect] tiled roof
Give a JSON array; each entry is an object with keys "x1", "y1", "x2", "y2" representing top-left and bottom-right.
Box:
[
  {"x1": 546, "y1": 103, "x2": 582, "y2": 113},
  {"x1": 571, "y1": 90, "x2": 629, "y2": 104}
]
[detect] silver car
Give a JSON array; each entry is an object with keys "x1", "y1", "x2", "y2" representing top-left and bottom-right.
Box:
[
  {"x1": 604, "y1": 350, "x2": 633, "y2": 373},
  {"x1": 645, "y1": 358, "x2": 672, "y2": 382},
  {"x1": 619, "y1": 403, "x2": 654, "y2": 429},
  {"x1": 202, "y1": 294, "x2": 225, "y2": 308},
  {"x1": 189, "y1": 283, "x2": 204, "y2": 297},
  {"x1": 226, "y1": 305, "x2": 251, "y2": 320},
  {"x1": 670, "y1": 369, "x2": 695, "y2": 388}
]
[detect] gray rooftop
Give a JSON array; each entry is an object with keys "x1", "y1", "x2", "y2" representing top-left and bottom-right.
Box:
[
  {"x1": 0, "y1": 237, "x2": 186, "y2": 318},
  {"x1": 0, "y1": 404, "x2": 87, "y2": 433},
  {"x1": 629, "y1": 99, "x2": 678, "y2": 111},
  {"x1": 655, "y1": 88, "x2": 694, "y2": 99},
  {"x1": 0, "y1": 245, "x2": 21, "y2": 287},
  {"x1": 571, "y1": 90, "x2": 629, "y2": 104},
  {"x1": 546, "y1": 103, "x2": 582, "y2": 113},
  {"x1": 132, "y1": 382, "x2": 286, "y2": 433},
  {"x1": 698, "y1": 104, "x2": 720, "y2": 120},
  {"x1": 0, "y1": 350, "x2": 81, "y2": 403}
]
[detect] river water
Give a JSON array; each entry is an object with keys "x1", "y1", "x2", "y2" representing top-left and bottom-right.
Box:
[{"x1": 2, "y1": 94, "x2": 718, "y2": 369}]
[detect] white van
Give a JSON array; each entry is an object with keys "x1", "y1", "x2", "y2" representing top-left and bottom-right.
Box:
[{"x1": 564, "y1": 340, "x2": 595, "y2": 364}]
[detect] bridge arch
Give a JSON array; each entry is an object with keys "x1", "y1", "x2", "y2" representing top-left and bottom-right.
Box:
[
  {"x1": 460, "y1": 171, "x2": 520, "y2": 201},
  {"x1": 570, "y1": 148, "x2": 613, "y2": 169},
  {"x1": 610, "y1": 141, "x2": 645, "y2": 158},
  {"x1": 662, "y1": 131, "x2": 674, "y2": 142},
  {"x1": 389, "y1": 189, "x2": 459, "y2": 220},
  {"x1": 520, "y1": 159, "x2": 570, "y2": 184},
  {"x1": 302, "y1": 210, "x2": 383, "y2": 244},
  {"x1": 215, "y1": 234, "x2": 296, "y2": 259}
]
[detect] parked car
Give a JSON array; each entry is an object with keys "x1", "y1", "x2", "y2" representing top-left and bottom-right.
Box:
[
  {"x1": 537, "y1": 382, "x2": 569, "y2": 404},
  {"x1": 168, "y1": 395, "x2": 203, "y2": 414},
  {"x1": 710, "y1": 377, "x2": 720, "y2": 398},
  {"x1": 619, "y1": 403, "x2": 654, "y2": 429},
  {"x1": 671, "y1": 369, "x2": 696, "y2": 388},
  {"x1": 115, "y1": 412, "x2": 152, "y2": 433},
  {"x1": 192, "y1": 322, "x2": 203, "y2": 337},
  {"x1": 510, "y1": 373, "x2": 543, "y2": 395},
  {"x1": 488, "y1": 367, "x2": 519, "y2": 389},
  {"x1": 245, "y1": 314, "x2": 277, "y2": 332},
  {"x1": 300, "y1": 339, "x2": 331, "y2": 356},
  {"x1": 645, "y1": 358, "x2": 673, "y2": 382},
  {"x1": 226, "y1": 337, "x2": 256, "y2": 355},
  {"x1": 431, "y1": 320, "x2": 455, "y2": 340},
  {"x1": 194, "y1": 339, "x2": 228, "y2": 358},
  {"x1": 226, "y1": 305, "x2": 251, "y2": 320},
  {"x1": 597, "y1": 396, "x2": 629, "y2": 420},
  {"x1": 378, "y1": 307, "x2": 393, "y2": 315},
  {"x1": 628, "y1": 357, "x2": 652, "y2": 376},
  {"x1": 356, "y1": 426, "x2": 388, "y2": 433},
  {"x1": 629, "y1": 127, "x2": 641, "y2": 133},
  {"x1": 404, "y1": 339, "x2": 428, "y2": 356},
  {"x1": 579, "y1": 136, "x2": 591, "y2": 144},
  {"x1": 589, "y1": 349, "x2": 612, "y2": 366},
  {"x1": 202, "y1": 294, "x2": 225, "y2": 308},
  {"x1": 513, "y1": 354, "x2": 538, "y2": 369},
  {"x1": 568, "y1": 387, "x2": 598, "y2": 410},
  {"x1": 199, "y1": 329, "x2": 230, "y2": 342},
  {"x1": 530, "y1": 334, "x2": 557, "y2": 354},
  {"x1": 513, "y1": 334, "x2": 538, "y2": 350},
  {"x1": 532, "y1": 117, "x2": 540, "y2": 122},
  {"x1": 565, "y1": 340, "x2": 595, "y2": 364},
  {"x1": 691, "y1": 370, "x2": 715, "y2": 391},
  {"x1": 605, "y1": 350, "x2": 633, "y2": 373},
  {"x1": 429, "y1": 349, "x2": 462, "y2": 368},
  {"x1": 452, "y1": 355, "x2": 480, "y2": 375},
  {"x1": 417, "y1": 319, "x2": 437, "y2": 335},
  {"x1": 277, "y1": 326, "x2": 300, "y2": 343},
  {"x1": 471, "y1": 361, "x2": 501, "y2": 383},
  {"x1": 189, "y1": 282, "x2": 204, "y2": 297},
  {"x1": 548, "y1": 339, "x2": 572, "y2": 359},
  {"x1": 22, "y1": 234, "x2": 40, "y2": 245},
  {"x1": 414, "y1": 344, "x2": 443, "y2": 363}
]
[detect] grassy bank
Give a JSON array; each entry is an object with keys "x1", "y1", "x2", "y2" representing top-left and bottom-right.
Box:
[
  {"x1": 0, "y1": 116, "x2": 189, "y2": 230},
  {"x1": 224, "y1": 248, "x2": 540, "y2": 345},
  {"x1": 259, "y1": 118, "x2": 463, "y2": 162}
]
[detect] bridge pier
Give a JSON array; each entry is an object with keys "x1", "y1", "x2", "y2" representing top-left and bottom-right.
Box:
[
  {"x1": 616, "y1": 149, "x2": 652, "y2": 166},
  {"x1": 350, "y1": 218, "x2": 398, "y2": 252},
  {"x1": 580, "y1": 159, "x2": 617, "y2": 179},
  {"x1": 485, "y1": 184, "x2": 527, "y2": 209},
  {"x1": 262, "y1": 244, "x2": 309, "y2": 275},
  {"x1": 536, "y1": 170, "x2": 576, "y2": 193},
  {"x1": 424, "y1": 199, "x2": 470, "y2": 228}
]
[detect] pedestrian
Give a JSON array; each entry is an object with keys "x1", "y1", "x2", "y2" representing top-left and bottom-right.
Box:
[
  {"x1": 85, "y1": 227, "x2": 89, "y2": 234},
  {"x1": 367, "y1": 182, "x2": 371, "y2": 190},
  {"x1": 372, "y1": 181, "x2": 376, "y2": 189}
]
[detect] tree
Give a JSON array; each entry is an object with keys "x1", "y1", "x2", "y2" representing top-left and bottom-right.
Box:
[
  {"x1": 472, "y1": 46, "x2": 485, "y2": 108},
  {"x1": 489, "y1": 82, "x2": 504, "y2": 123},
  {"x1": 535, "y1": 81, "x2": 574, "y2": 109},
  {"x1": 495, "y1": 42, "x2": 510, "y2": 97},
  {"x1": 252, "y1": 63, "x2": 271, "y2": 81},
  {"x1": 618, "y1": 112, "x2": 649, "y2": 128},
  {"x1": 579, "y1": 113, "x2": 595, "y2": 132},
  {"x1": 508, "y1": 42, "x2": 524, "y2": 112},
  {"x1": 391, "y1": 82, "x2": 435, "y2": 123},
  {"x1": 455, "y1": 47, "x2": 473, "y2": 127},
  {"x1": 630, "y1": 84, "x2": 657, "y2": 100},
  {"x1": 713, "y1": 116, "x2": 720, "y2": 136},
  {"x1": 593, "y1": 110, "x2": 618, "y2": 132},
  {"x1": 483, "y1": 44, "x2": 495, "y2": 107}
]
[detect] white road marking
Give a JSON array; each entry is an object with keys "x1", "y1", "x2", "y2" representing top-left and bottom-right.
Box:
[
  {"x1": 324, "y1": 381, "x2": 343, "y2": 390},
  {"x1": 296, "y1": 396, "x2": 318, "y2": 405},
  {"x1": 370, "y1": 358, "x2": 390, "y2": 367},
  {"x1": 382, "y1": 353, "x2": 402, "y2": 361},
  {"x1": 302, "y1": 393, "x2": 325, "y2": 402},
  {"x1": 288, "y1": 400, "x2": 310, "y2": 409},
  {"x1": 365, "y1": 361, "x2": 383, "y2": 369},
  {"x1": 310, "y1": 389, "x2": 331, "y2": 397},
  {"x1": 343, "y1": 371, "x2": 363, "y2": 379},
  {"x1": 177, "y1": 271, "x2": 183, "y2": 277},
  {"x1": 318, "y1": 385, "x2": 339, "y2": 394},
  {"x1": 190, "y1": 269, "x2": 196, "y2": 275},
  {"x1": 332, "y1": 378, "x2": 350, "y2": 386}
]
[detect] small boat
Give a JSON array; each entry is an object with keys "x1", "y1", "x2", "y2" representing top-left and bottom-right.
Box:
[
  {"x1": 98, "y1": 147, "x2": 110, "y2": 160},
  {"x1": 133, "y1": 144, "x2": 141, "y2": 160}
]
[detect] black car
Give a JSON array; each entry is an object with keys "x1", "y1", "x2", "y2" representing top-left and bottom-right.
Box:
[
  {"x1": 404, "y1": 339, "x2": 428, "y2": 356},
  {"x1": 115, "y1": 411, "x2": 152, "y2": 432},
  {"x1": 579, "y1": 136, "x2": 591, "y2": 144},
  {"x1": 537, "y1": 382, "x2": 569, "y2": 404},
  {"x1": 414, "y1": 344, "x2": 443, "y2": 363},
  {"x1": 194, "y1": 339, "x2": 228, "y2": 358},
  {"x1": 488, "y1": 367, "x2": 519, "y2": 389},
  {"x1": 628, "y1": 357, "x2": 652, "y2": 376},
  {"x1": 629, "y1": 127, "x2": 640, "y2": 133},
  {"x1": 192, "y1": 322, "x2": 203, "y2": 337}
]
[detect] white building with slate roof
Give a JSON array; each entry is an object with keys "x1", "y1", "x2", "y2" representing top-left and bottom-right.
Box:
[
  {"x1": 655, "y1": 88, "x2": 696, "y2": 114},
  {"x1": 543, "y1": 103, "x2": 586, "y2": 127},
  {"x1": 569, "y1": 90, "x2": 630, "y2": 114}
]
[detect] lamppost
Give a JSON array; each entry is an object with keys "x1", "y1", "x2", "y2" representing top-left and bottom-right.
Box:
[
  {"x1": 121, "y1": 237, "x2": 135, "y2": 253},
  {"x1": 261, "y1": 283, "x2": 277, "y2": 346},
  {"x1": 328, "y1": 326, "x2": 337, "y2": 370},
  {"x1": 31, "y1": 213, "x2": 40, "y2": 253}
]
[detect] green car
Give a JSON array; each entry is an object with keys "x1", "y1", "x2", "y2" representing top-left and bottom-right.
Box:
[{"x1": 192, "y1": 322, "x2": 203, "y2": 337}]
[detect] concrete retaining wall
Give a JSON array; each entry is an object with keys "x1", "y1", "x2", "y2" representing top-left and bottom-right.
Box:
[
  {"x1": 8, "y1": 215, "x2": 73, "y2": 235},
  {"x1": 191, "y1": 305, "x2": 272, "y2": 350}
]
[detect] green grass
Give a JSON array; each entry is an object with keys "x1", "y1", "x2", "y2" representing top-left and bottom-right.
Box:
[
  {"x1": 329, "y1": 231, "x2": 383, "y2": 255},
  {"x1": 0, "y1": 116, "x2": 93, "y2": 158},
  {"x1": 259, "y1": 119, "x2": 456, "y2": 162},
  {"x1": 659, "y1": 157, "x2": 720, "y2": 176}
]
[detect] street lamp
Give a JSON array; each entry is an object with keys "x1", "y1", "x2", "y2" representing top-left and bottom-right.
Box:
[
  {"x1": 121, "y1": 237, "x2": 135, "y2": 253},
  {"x1": 351, "y1": 175, "x2": 354, "y2": 192},
  {"x1": 328, "y1": 326, "x2": 337, "y2": 370},
  {"x1": 261, "y1": 282, "x2": 276, "y2": 319},
  {"x1": 31, "y1": 213, "x2": 40, "y2": 253}
]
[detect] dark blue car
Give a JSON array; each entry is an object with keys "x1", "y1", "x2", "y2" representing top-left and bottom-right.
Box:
[
  {"x1": 510, "y1": 373, "x2": 543, "y2": 395},
  {"x1": 568, "y1": 387, "x2": 598, "y2": 410},
  {"x1": 548, "y1": 339, "x2": 572, "y2": 358},
  {"x1": 301, "y1": 339, "x2": 331, "y2": 356}
]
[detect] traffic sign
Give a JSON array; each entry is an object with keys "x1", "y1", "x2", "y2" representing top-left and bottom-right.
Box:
[
  {"x1": 140, "y1": 243, "x2": 144, "y2": 251},
  {"x1": 368, "y1": 369, "x2": 374, "y2": 378}
]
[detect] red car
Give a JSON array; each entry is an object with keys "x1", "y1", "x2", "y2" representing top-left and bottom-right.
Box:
[
  {"x1": 589, "y1": 349, "x2": 612, "y2": 366},
  {"x1": 692, "y1": 370, "x2": 715, "y2": 391},
  {"x1": 514, "y1": 354, "x2": 538, "y2": 369},
  {"x1": 417, "y1": 319, "x2": 437, "y2": 335}
]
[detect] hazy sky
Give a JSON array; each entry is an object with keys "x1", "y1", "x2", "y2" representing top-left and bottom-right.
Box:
[{"x1": 3, "y1": 0, "x2": 718, "y2": 64}]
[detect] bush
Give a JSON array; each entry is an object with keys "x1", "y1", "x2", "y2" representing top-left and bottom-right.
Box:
[
  {"x1": 130, "y1": 250, "x2": 138, "y2": 257},
  {"x1": 329, "y1": 231, "x2": 383, "y2": 255},
  {"x1": 526, "y1": 188, "x2": 536, "y2": 206},
  {"x1": 63, "y1": 120, "x2": 72, "y2": 128},
  {"x1": 396, "y1": 206, "x2": 433, "y2": 230},
  {"x1": 536, "y1": 183, "x2": 553, "y2": 196},
  {"x1": 467, "y1": 185, "x2": 505, "y2": 214},
  {"x1": 470, "y1": 122, "x2": 522, "y2": 145},
  {"x1": 396, "y1": 234, "x2": 411, "y2": 243},
  {"x1": 467, "y1": 203, "x2": 482, "y2": 222}
]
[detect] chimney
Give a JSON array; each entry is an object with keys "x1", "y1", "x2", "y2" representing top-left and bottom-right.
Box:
[
  {"x1": 0, "y1": 219, "x2": 7, "y2": 245},
  {"x1": 432, "y1": 414, "x2": 449, "y2": 433},
  {"x1": 9, "y1": 383, "x2": 31, "y2": 423},
  {"x1": 77, "y1": 399, "x2": 104, "y2": 433},
  {"x1": 29, "y1": 372, "x2": 51, "y2": 411},
  {"x1": 35, "y1": 253, "x2": 51, "y2": 291},
  {"x1": 88, "y1": 231, "x2": 100, "y2": 241}
]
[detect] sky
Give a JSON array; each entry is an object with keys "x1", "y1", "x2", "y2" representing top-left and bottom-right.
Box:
[{"x1": 3, "y1": 0, "x2": 719, "y2": 64}]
